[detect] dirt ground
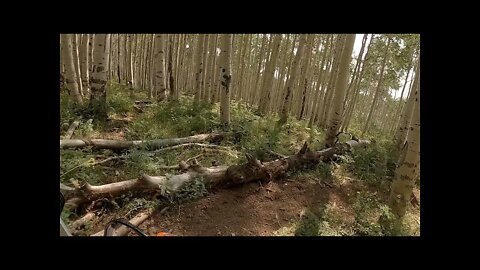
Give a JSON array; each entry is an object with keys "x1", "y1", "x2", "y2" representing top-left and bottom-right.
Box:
[{"x1": 132, "y1": 175, "x2": 412, "y2": 236}]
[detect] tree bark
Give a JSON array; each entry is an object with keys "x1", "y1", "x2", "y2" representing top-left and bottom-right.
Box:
[
  {"x1": 61, "y1": 34, "x2": 83, "y2": 105},
  {"x1": 80, "y1": 34, "x2": 90, "y2": 96},
  {"x1": 389, "y1": 67, "x2": 420, "y2": 217},
  {"x1": 154, "y1": 34, "x2": 167, "y2": 101},
  {"x1": 219, "y1": 34, "x2": 233, "y2": 127},
  {"x1": 168, "y1": 35, "x2": 176, "y2": 101},
  {"x1": 89, "y1": 34, "x2": 109, "y2": 120},
  {"x1": 194, "y1": 35, "x2": 205, "y2": 103},
  {"x1": 297, "y1": 35, "x2": 315, "y2": 120},
  {"x1": 319, "y1": 35, "x2": 343, "y2": 128},
  {"x1": 395, "y1": 56, "x2": 420, "y2": 149}
]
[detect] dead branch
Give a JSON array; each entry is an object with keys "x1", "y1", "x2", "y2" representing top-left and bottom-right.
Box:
[
  {"x1": 153, "y1": 143, "x2": 234, "y2": 154},
  {"x1": 60, "y1": 132, "x2": 228, "y2": 150},
  {"x1": 63, "y1": 119, "x2": 81, "y2": 139}
]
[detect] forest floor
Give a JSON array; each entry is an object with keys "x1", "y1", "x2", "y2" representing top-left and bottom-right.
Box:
[{"x1": 60, "y1": 82, "x2": 420, "y2": 236}]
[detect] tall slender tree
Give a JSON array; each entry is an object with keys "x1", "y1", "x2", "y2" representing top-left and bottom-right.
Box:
[
  {"x1": 325, "y1": 34, "x2": 356, "y2": 147},
  {"x1": 219, "y1": 34, "x2": 232, "y2": 126},
  {"x1": 258, "y1": 34, "x2": 282, "y2": 115},
  {"x1": 61, "y1": 34, "x2": 83, "y2": 105},
  {"x1": 194, "y1": 35, "x2": 205, "y2": 103},
  {"x1": 279, "y1": 35, "x2": 307, "y2": 124},
  {"x1": 89, "y1": 34, "x2": 109, "y2": 120},
  {"x1": 389, "y1": 66, "x2": 420, "y2": 217},
  {"x1": 154, "y1": 34, "x2": 167, "y2": 101},
  {"x1": 395, "y1": 56, "x2": 420, "y2": 150},
  {"x1": 362, "y1": 37, "x2": 391, "y2": 136}
]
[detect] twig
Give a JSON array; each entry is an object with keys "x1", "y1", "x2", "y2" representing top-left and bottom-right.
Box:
[{"x1": 160, "y1": 206, "x2": 169, "y2": 215}]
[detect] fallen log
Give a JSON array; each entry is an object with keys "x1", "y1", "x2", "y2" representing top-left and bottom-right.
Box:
[
  {"x1": 66, "y1": 140, "x2": 369, "y2": 207},
  {"x1": 60, "y1": 132, "x2": 228, "y2": 150},
  {"x1": 62, "y1": 119, "x2": 81, "y2": 139},
  {"x1": 91, "y1": 210, "x2": 152, "y2": 237}
]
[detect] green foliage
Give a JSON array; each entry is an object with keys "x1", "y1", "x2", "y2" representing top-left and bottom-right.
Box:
[
  {"x1": 75, "y1": 119, "x2": 95, "y2": 137},
  {"x1": 60, "y1": 149, "x2": 107, "y2": 185},
  {"x1": 349, "y1": 135, "x2": 396, "y2": 185},
  {"x1": 352, "y1": 191, "x2": 383, "y2": 236},
  {"x1": 122, "y1": 198, "x2": 158, "y2": 219},
  {"x1": 126, "y1": 97, "x2": 219, "y2": 140},
  {"x1": 61, "y1": 209, "x2": 76, "y2": 225},
  {"x1": 316, "y1": 162, "x2": 332, "y2": 180},
  {"x1": 378, "y1": 204, "x2": 419, "y2": 236},
  {"x1": 164, "y1": 177, "x2": 209, "y2": 204},
  {"x1": 107, "y1": 81, "x2": 135, "y2": 115},
  {"x1": 294, "y1": 209, "x2": 321, "y2": 236},
  {"x1": 378, "y1": 205, "x2": 405, "y2": 236}
]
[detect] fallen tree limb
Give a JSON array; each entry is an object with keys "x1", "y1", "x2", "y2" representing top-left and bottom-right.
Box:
[
  {"x1": 60, "y1": 132, "x2": 228, "y2": 150},
  {"x1": 153, "y1": 143, "x2": 234, "y2": 154},
  {"x1": 63, "y1": 119, "x2": 81, "y2": 139},
  {"x1": 66, "y1": 140, "x2": 369, "y2": 207},
  {"x1": 91, "y1": 210, "x2": 152, "y2": 237},
  {"x1": 71, "y1": 212, "x2": 96, "y2": 231}
]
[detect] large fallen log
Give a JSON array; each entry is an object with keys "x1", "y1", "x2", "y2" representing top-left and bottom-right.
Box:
[
  {"x1": 60, "y1": 132, "x2": 228, "y2": 150},
  {"x1": 65, "y1": 140, "x2": 370, "y2": 207}
]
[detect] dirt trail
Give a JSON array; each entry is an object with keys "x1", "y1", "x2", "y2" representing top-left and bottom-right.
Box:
[{"x1": 135, "y1": 176, "x2": 368, "y2": 236}]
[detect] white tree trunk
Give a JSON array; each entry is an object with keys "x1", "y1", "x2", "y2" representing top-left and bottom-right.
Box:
[
  {"x1": 325, "y1": 34, "x2": 356, "y2": 147},
  {"x1": 395, "y1": 56, "x2": 420, "y2": 149},
  {"x1": 194, "y1": 35, "x2": 205, "y2": 103},
  {"x1": 389, "y1": 66, "x2": 420, "y2": 217},
  {"x1": 61, "y1": 34, "x2": 83, "y2": 105},
  {"x1": 89, "y1": 34, "x2": 108, "y2": 118},
  {"x1": 279, "y1": 35, "x2": 307, "y2": 124},
  {"x1": 71, "y1": 34, "x2": 84, "y2": 97},
  {"x1": 362, "y1": 37, "x2": 391, "y2": 136},
  {"x1": 154, "y1": 34, "x2": 167, "y2": 101},
  {"x1": 219, "y1": 34, "x2": 232, "y2": 126},
  {"x1": 258, "y1": 34, "x2": 282, "y2": 115},
  {"x1": 80, "y1": 34, "x2": 90, "y2": 95}
]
